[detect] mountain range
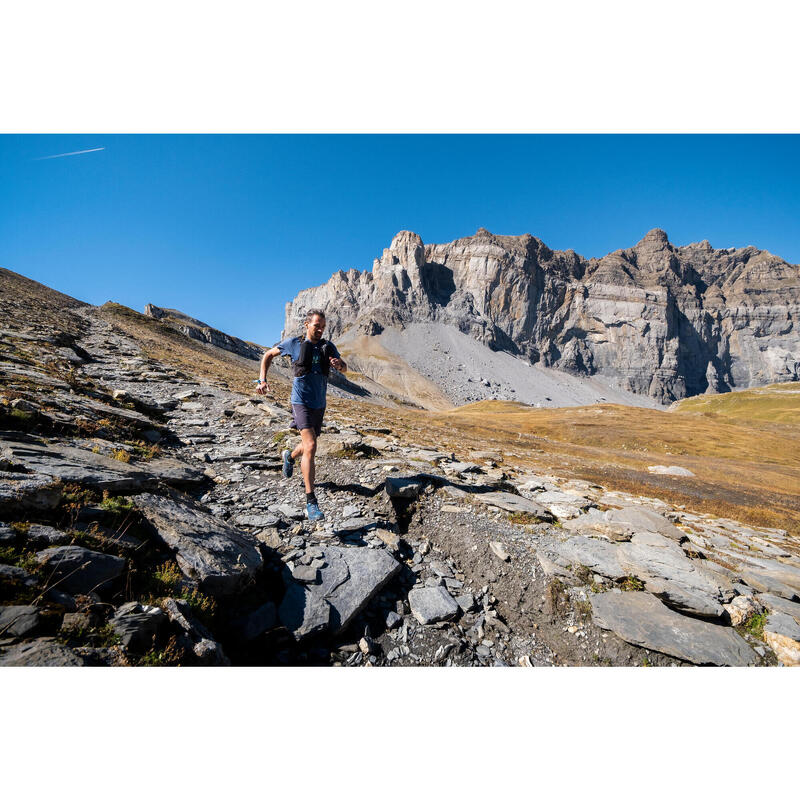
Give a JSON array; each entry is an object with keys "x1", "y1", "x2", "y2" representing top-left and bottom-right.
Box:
[{"x1": 285, "y1": 228, "x2": 800, "y2": 405}]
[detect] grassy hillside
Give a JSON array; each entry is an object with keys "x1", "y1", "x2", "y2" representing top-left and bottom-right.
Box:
[{"x1": 672, "y1": 382, "x2": 800, "y2": 423}]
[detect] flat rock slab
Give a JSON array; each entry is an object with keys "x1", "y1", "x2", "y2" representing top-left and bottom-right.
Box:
[
  {"x1": 409, "y1": 585, "x2": 460, "y2": 624},
  {"x1": 269, "y1": 504, "x2": 305, "y2": 521},
  {"x1": 0, "y1": 638, "x2": 86, "y2": 666},
  {"x1": 590, "y1": 591, "x2": 756, "y2": 666},
  {"x1": 0, "y1": 432, "x2": 205, "y2": 492},
  {"x1": 279, "y1": 546, "x2": 401, "y2": 639},
  {"x1": 36, "y1": 545, "x2": 126, "y2": 595},
  {"x1": 561, "y1": 512, "x2": 636, "y2": 542},
  {"x1": 234, "y1": 514, "x2": 280, "y2": 528},
  {"x1": 0, "y1": 605, "x2": 41, "y2": 638},
  {"x1": 757, "y1": 593, "x2": 800, "y2": 624},
  {"x1": 552, "y1": 536, "x2": 627, "y2": 580},
  {"x1": 279, "y1": 581, "x2": 331, "y2": 641},
  {"x1": 334, "y1": 517, "x2": 378, "y2": 533},
  {"x1": 738, "y1": 566, "x2": 800, "y2": 601},
  {"x1": 605, "y1": 506, "x2": 686, "y2": 542},
  {"x1": 324, "y1": 547, "x2": 401, "y2": 632},
  {"x1": 133, "y1": 493, "x2": 263, "y2": 596},
  {"x1": 473, "y1": 491, "x2": 554, "y2": 521},
  {"x1": 0, "y1": 472, "x2": 65, "y2": 512},
  {"x1": 618, "y1": 531, "x2": 734, "y2": 619},
  {"x1": 763, "y1": 612, "x2": 800, "y2": 666}
]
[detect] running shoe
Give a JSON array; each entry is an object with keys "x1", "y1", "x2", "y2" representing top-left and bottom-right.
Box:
[
  {"x1": 306, "y1": 502, "x2": 325, "y2": 522},
  {"x1": 281, "y1": 449, "x2": 294, "y2": 478}
]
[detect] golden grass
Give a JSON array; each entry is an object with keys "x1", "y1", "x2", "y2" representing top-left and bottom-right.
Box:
[
  {"x1": 421, "y1": 399, "x2": 800, "y2": 535},
  {"x1": 673, "y1": 382, "x2": 800, "y2": 424}
]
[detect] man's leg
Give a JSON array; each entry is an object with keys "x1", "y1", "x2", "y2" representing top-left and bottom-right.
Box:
[
  {"x1": 290, "y1": 439, "x2": 304, "y2": 462},
  {"x1": 299, "y1": 427, "x2": 317, "y2": 494}
]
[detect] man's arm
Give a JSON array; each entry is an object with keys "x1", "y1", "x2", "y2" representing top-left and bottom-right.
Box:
[
  {"x1": 329, "y1": 352, "x2": 347, "y2": 373},
  {"x1": 257, "y1": 346, "x2": 281, "y2": 394}
]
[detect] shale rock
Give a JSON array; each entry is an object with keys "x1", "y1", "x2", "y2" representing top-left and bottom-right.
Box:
[
  {"x1": 35, "y1": 545, "x2": 126, "y2": 595},
  {"x1": 590, "y1": 591, "x2": 756, "y2": 666},
  {"x1": 133, "y1": 493, "x2": 263, "y2": 596}
]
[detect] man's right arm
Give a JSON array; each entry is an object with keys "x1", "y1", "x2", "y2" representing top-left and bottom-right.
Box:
[{"x1": 257, "y1": 346, "x2": 282, "y2": 394}]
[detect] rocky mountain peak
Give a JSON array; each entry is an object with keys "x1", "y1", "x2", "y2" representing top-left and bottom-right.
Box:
[
  {"x1": 374, "y1": 230, "x2": 425, "y2": 274},
  {"x1": 637, "y1": 227, "x2": 670, "y2": 246},
  {"x1": 285, "y1": 228, "x2": 800, "y2": 403}
]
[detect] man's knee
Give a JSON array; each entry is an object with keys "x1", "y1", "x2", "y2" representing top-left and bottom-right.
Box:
[{"x1": 303, "y1": 435, "x2": 317, "y2": 456}]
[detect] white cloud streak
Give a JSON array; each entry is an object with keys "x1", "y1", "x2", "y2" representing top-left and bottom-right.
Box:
[{"x1": 34, "y1": 146, "x2": 105, "y2": 160}]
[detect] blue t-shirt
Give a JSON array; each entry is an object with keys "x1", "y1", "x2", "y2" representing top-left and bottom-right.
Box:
[{"x1": 277, "y1": 336, "x2": 341, "y2": 409}]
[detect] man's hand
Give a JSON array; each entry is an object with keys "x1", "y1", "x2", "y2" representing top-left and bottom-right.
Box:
[
  {"x1": 329, "y1": 356, "x2": 345, "y2": 372},
  {"x1": 256, "y1": 380, "x2": 270, "y2": 395}
]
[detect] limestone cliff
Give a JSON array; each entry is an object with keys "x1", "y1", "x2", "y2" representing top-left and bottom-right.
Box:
[{"x1": 284, "y1": 228, "x2": 800, "y2": 402}]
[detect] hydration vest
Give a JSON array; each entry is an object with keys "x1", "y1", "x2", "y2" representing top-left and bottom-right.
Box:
[{"x1": 292, "y1": 337, "x2": 333, "y2": 378}]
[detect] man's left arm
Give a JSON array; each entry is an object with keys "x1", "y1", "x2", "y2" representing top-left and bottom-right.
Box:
[{"x1": 329, "y1": 345, "x2": 347, "y2": 373}]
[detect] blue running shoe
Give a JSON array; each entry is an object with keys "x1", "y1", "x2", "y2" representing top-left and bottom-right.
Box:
[
  {"x1": 282, "y1": 449, "x2": 294, "y2": 478},
  {"x1": 306, "y1": 502, "x2": 325, "y2": 522}
]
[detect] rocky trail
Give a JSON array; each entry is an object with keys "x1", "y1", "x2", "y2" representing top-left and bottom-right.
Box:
[{"x1": 2, "y1": 303, "x2": 800, "y2": 667}]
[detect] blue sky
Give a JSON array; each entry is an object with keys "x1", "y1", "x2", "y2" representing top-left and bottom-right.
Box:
[{"x1": 1, "y1": 134, "x2": 798, "y2": 346}]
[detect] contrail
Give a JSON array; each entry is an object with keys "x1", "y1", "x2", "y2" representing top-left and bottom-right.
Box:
[{"x1": 34, "y1": 147, "x2": 105, "y2": 161}]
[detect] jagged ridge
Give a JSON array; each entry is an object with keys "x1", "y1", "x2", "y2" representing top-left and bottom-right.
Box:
[{"x1": 284, "y1": 228, "x2": 800, "y2": 403}]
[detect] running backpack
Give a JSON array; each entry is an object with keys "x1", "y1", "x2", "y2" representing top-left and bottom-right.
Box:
[{"x1": 292, "y1": 337, "x2": 333, "y2": 378}]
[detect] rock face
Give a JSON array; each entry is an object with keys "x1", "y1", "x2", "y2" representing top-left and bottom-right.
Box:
[
  {"x1": 285, "y1": 228, "x2": 800, "y2": 402},
  {"x1": 132, "y1": 493, "x2": 263, "y2": 597},
  {"x1": 144, "y1": 304, "x2": 264, "y2": 361}
]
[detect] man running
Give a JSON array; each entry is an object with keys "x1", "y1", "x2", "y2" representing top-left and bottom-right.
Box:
[{"x1": 256, "y1": 309, "x2": 346, "y2": 522}]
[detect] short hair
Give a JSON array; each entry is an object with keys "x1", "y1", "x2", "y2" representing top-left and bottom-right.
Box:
[{"x1": 304, "y1": 309, "x2": 326, "y2": 324}]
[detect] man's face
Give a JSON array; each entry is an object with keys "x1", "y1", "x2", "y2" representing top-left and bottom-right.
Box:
[{"x1": 305, "y1": 315, "x2": 326, "y2": 342}]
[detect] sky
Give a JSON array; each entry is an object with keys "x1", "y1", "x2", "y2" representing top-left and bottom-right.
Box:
[{"x1": 1, "y1": 134, "x2": 799, "y2": 346}]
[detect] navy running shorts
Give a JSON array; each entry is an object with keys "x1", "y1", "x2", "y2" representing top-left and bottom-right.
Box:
[{"x1": 291, "y1": 404, "x2": 325, "y2": 436}]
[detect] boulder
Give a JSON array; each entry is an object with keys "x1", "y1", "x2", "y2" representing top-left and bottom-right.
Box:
[
  {"x1": 0, "y1": 637, "x2": 86, "y2": 666},
  {"x1": 162, "y1": 597, "x2": 229, "y2": 665},
  {"x1": 647, "y1": 465, "x2": 695, "y2": 477},
  {"x1": 408, "y1": 585, "x2": 460, "y2": 624},
  {"x1": 21, "y1": 524, "x2": 71, "y2": 547},
  {"x1": 279, "y1": 545, "x2": 401, "y2": 639},
  {"x1": 325, "y1": 547, "x2": 401, "y2": 632},
  {"x1": 590, "y1": 591, "x2": 756, "y2": 666},
  {"x1": 111, "y1": 602, "x2": 165, "y2": 652},
  {"x1": 723, "y1": 594, "x2": 764, "y2": 626},
  {"x1": 385, "y1": 475, "x2": 427, "y2": 499},
  {"x1": 35, "y1": 545, "x2": 126, "y2": 595},
  {"x1": 133, "y1": 493, "x2": 263, "y2": 597},
  {"x1": 0, "y1": 605, "x2": 41, "y2": 638}
]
